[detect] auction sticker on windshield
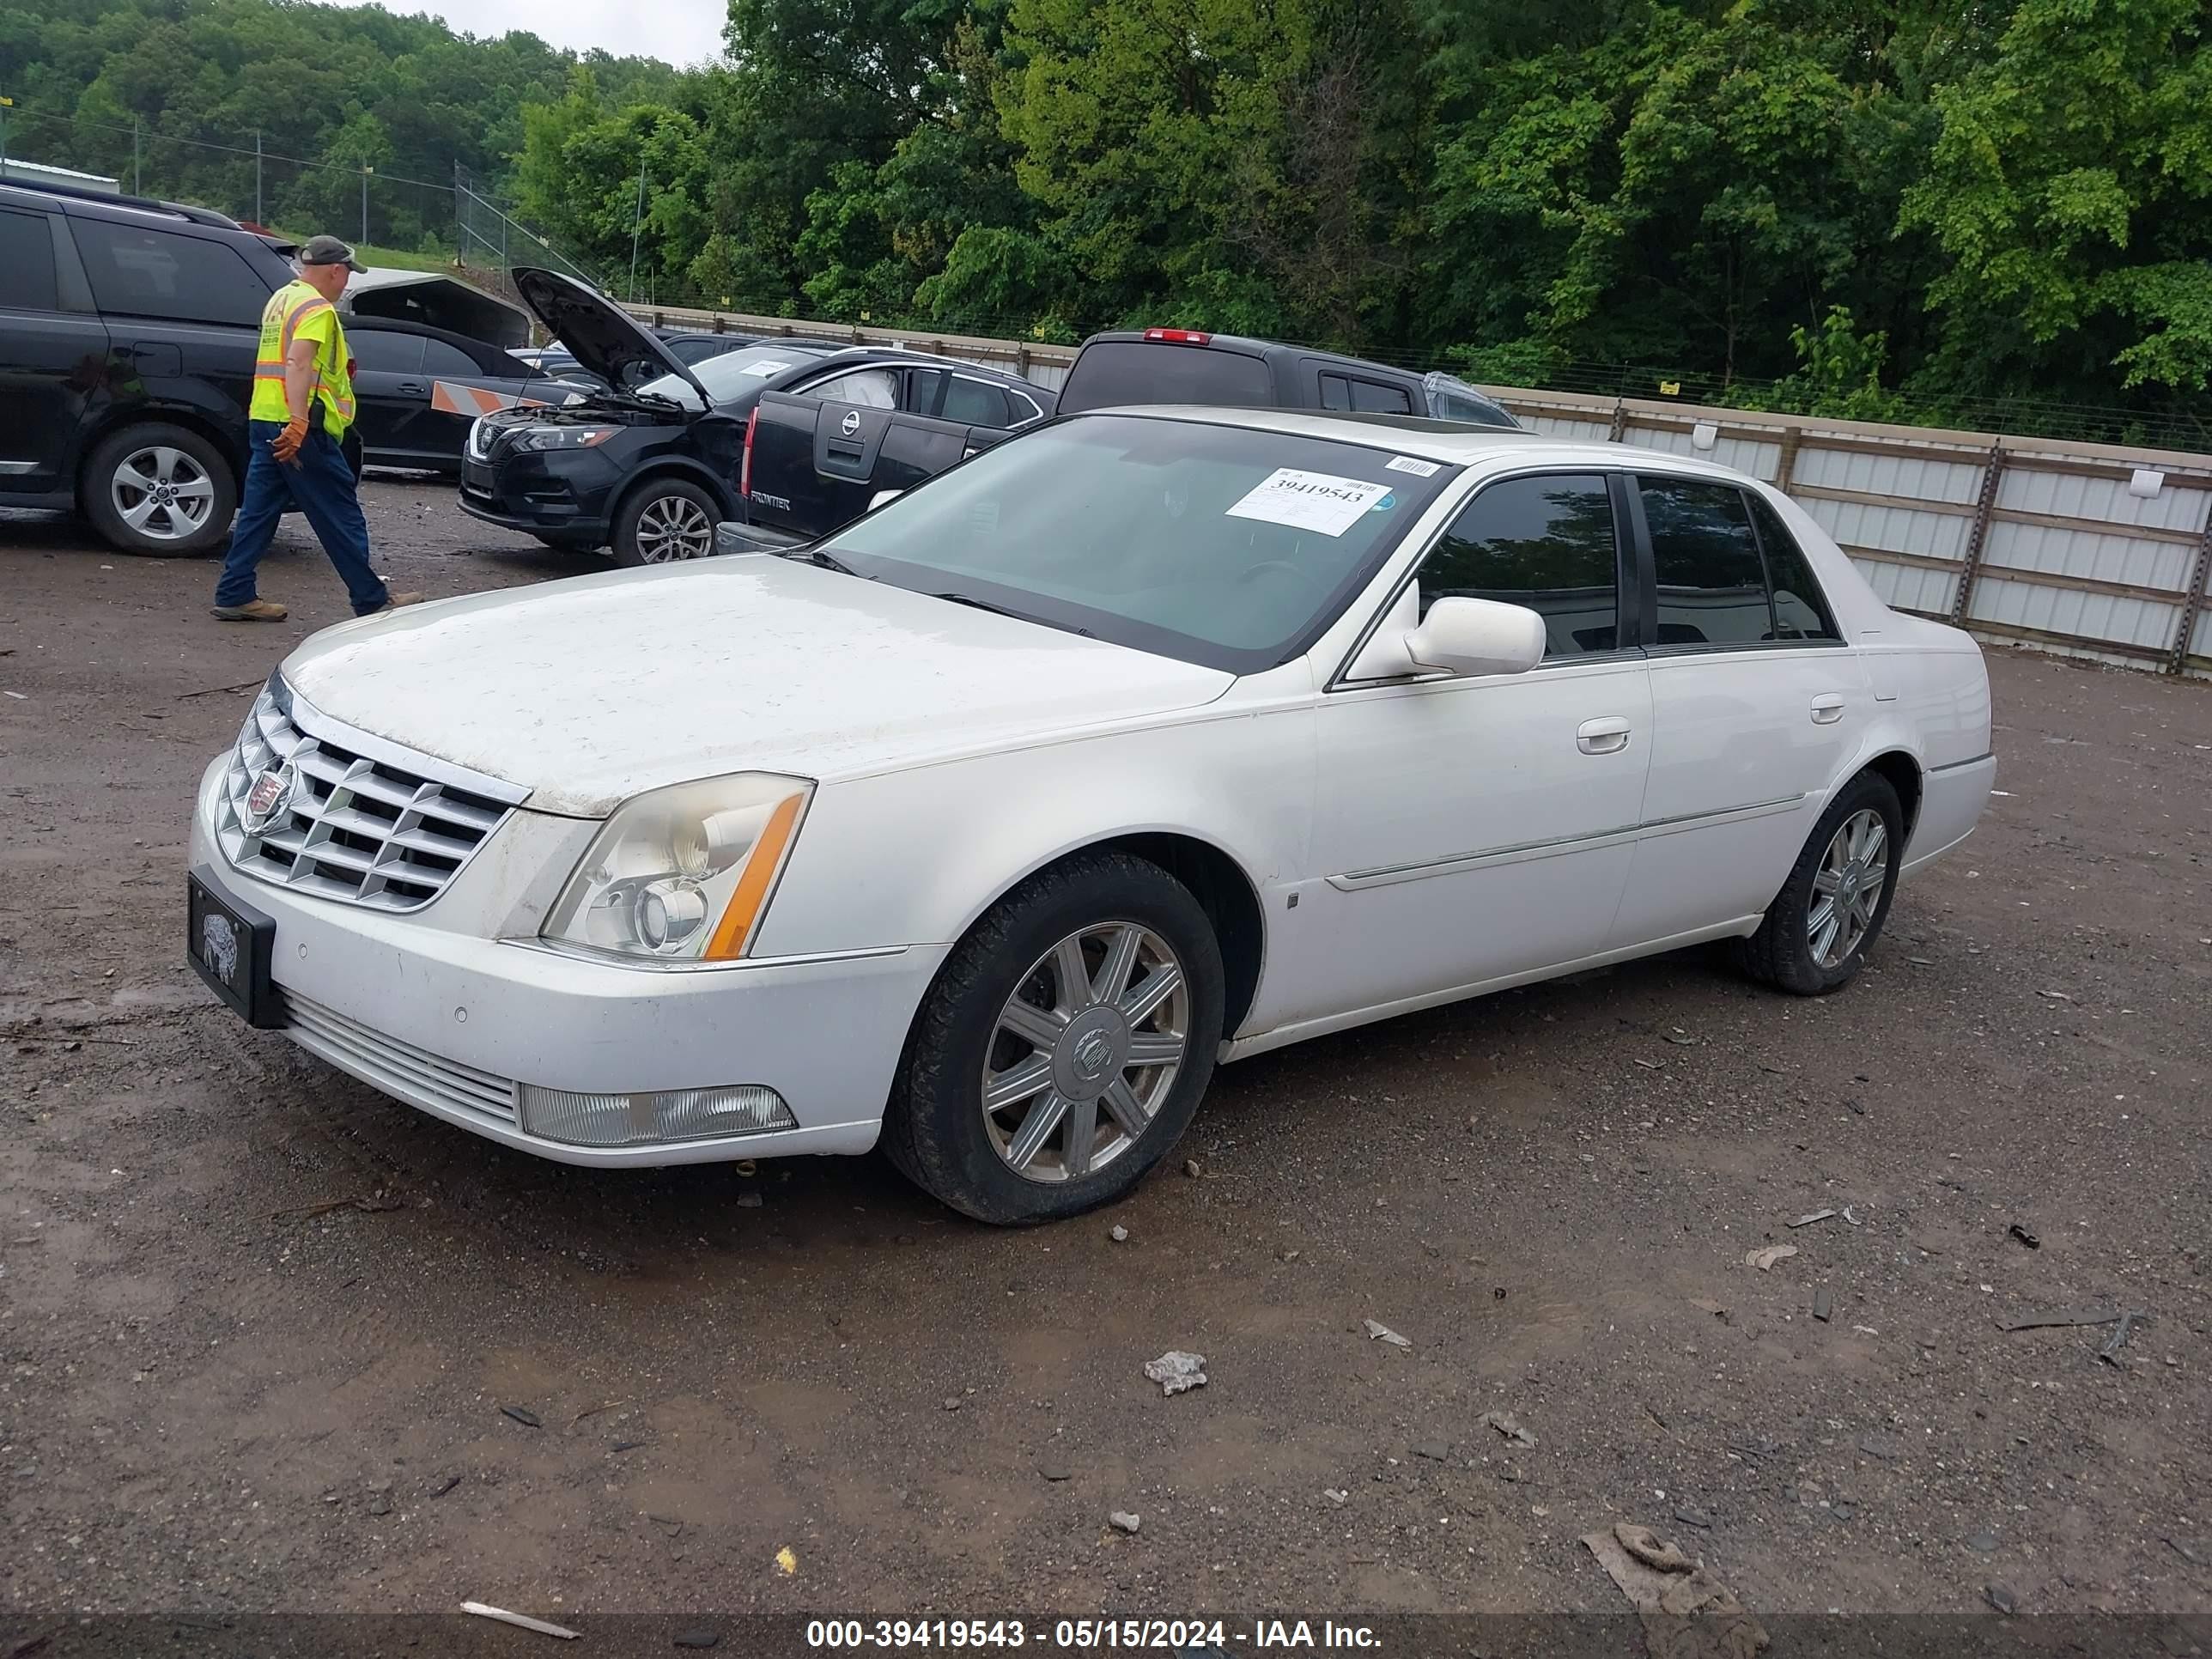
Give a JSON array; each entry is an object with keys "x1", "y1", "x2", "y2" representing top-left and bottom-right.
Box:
[
  {"x1": 738, "y1": 361, "x2": 793, "y2": 378},
  {"x1": 1225, "y1": 468, "x2": 1394, "y2": 537}
]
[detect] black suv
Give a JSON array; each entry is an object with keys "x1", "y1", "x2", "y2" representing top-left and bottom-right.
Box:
[
  {"x1": 0, "y1": 179, "x2": 309, "y2": 556},
  {"x1": 460, "y1": 269, "x2": 1052, "y2": 564},
  {"x1": 1057, "y1": 328, "x2": 1521, "y2": 428}
]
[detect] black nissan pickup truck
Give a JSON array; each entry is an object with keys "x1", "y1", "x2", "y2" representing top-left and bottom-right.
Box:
[{"x1": 720, "y1": 326, "x2": 1518, "y2": 554}]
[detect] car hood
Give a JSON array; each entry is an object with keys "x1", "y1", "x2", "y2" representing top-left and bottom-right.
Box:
[
  {"x1": 510, "y1": 267, "x2": 706, "y2": 405},
  {"x1": 278, "y1": 558, "x2": 1235, "y2": 817}
]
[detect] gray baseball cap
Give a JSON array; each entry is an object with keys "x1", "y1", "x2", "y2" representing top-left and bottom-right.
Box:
[{"x1": 299, "y1": 234, "x2": 365, "y2": 273}]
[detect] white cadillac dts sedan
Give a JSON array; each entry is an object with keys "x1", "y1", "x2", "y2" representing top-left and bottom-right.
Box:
[{"x1": 187, "y1": 407, "x2": 1993, "y2": 1223}]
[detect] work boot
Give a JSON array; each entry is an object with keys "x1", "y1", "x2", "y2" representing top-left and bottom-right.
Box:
[
  {"x1": 368, "y1": 592, "x2": 425, "y2": 614},
  {"x1": 211, "y1": 599, "x2": 289, "y2": 622}
]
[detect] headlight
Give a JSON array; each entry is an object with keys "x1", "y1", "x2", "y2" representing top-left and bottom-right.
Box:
[
  {"x1": 540, "y1": 774, "x2": 811, "y2": 964},
  {"x1": 513, "y1": 424, "x2": 615, "y2": 452}
]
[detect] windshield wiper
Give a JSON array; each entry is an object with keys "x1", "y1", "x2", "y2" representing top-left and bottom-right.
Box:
[{"x1": 933, "y1": 592, "x2": 1091, "y2": 636}]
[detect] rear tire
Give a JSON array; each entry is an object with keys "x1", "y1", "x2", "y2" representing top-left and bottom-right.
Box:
[
  {"x1": 610, "y1": 478, "x2": 718, "y2": 567},
  {"x1": 882, "y1": 852, "x2": 1225, "y2": 1224},
  {"x1": 82, "y1": 423, "x2": 237, "y2": 556},
  {"x1": 1737, "y1": 771, "x2": 1904, "y2": 995}
]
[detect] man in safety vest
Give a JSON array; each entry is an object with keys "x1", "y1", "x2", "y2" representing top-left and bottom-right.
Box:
[{"x1": 211, "y1": 235, "x2": 421, "y2": 621}]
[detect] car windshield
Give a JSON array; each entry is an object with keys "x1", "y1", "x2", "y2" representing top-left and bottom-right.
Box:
[
  {"x1": 822, "y1": 414, "x2": 1458, "y2": 672},
  {"x1": 636, "y1": 344, "x2": 823, "y2": 409}
]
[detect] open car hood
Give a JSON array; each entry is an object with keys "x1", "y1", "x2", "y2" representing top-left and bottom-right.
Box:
[{"x1": 509, "y1": 268, "x2": 708, "y2": 405}]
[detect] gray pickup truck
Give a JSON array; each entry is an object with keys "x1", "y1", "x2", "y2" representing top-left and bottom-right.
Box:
[{"x1": 717, "y1": 326, "x2": 1518, "y2": 556}]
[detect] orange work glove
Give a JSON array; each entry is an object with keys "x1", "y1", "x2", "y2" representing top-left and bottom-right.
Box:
[{"x1": 271, "y1": 416, "x2": 310, "y2": 465}]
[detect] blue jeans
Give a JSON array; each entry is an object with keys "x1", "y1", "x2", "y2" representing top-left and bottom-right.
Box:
[{"x1": 216, "y1": 421, "x2": 388, "y2": 615}]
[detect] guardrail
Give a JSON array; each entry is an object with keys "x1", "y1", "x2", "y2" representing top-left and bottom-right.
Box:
[{"x1": 617, "y1": 301, "x2": 2212, "y2": 680}]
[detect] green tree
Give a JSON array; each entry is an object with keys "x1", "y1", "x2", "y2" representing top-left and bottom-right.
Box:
[{"x1": 1899, "y1": 0, "x2": 2212, "y2": 394}]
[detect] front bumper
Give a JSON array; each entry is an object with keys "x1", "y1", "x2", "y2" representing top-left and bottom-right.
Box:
[
  {"x1": 458, "y1": 447, "x2": 618, "y2": 538},
  {"x1": 191, "y1": 757, "x2": 945, "y2": 1166}
]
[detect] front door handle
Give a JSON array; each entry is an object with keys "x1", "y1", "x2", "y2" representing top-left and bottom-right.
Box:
[
  {"x1": 1811, "y1": 694, "x2": 1846, "y2": 725},
  {"x1": 1577, "y1": 716, "x2": 1632, "y2": 755},
  {"x1": 396, "y1": 380, "x2": 428, "y2": 397}
]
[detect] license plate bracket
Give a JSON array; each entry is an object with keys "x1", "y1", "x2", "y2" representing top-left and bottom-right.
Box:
[{"x1": 187, "y1": 866, "x2": 281, "y2": 1028}]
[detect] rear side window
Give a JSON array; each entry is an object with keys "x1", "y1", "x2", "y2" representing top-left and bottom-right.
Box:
[
  {"x1": 70, "y1": 220, "x2": 270, "y2": 326},
  {"x1": 1638, "y1": 477, "x2": 1774, "y2": 647},
  {"x1": 350, "y1": 332, "x2": 424, "y2": 374},
  {"x1": 1419, "y1": 474, "x2": 1623, "y2": 658},
  {"x1": 1319, "y1": 374, "x2": 1413, "y2": 414},
  {"x1": 1060, "y1": 341, "x2": 1270, "y2": 413},
  {"x1": 943, "y1": 376, "x2": 1011, "y2": 428},
  {"x1": 1747, "y1": 493, "x2": 1841, "y2": 641},
  {"x1": 0, "y1": 210, "x2": 60, "y2": 311}
]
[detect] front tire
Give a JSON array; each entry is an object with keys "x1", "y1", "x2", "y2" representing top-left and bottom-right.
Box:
[
  {"x1": 883, "y1": 852, "x2": 1226, "y2": 1224},
  {"x1": 610, "y1": 478, "x2": 718, "y2": 567},
  {"x1": 82, "y1": 423, "x2": 237, "y2": 556},
  {"x1": 1738, "y1": 771, "x2": 1904, "y2": 995}
]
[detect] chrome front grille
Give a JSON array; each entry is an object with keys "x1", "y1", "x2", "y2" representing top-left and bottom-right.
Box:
[
  {"x1": 284, "y1": 989, "x2": 520, "y2": 1127},
  {"x1": 217, "y1": 680, "x2": 520, "y2": 912}
]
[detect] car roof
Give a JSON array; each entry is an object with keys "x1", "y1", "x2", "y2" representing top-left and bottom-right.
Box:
[
  {"x1": 344, "y1": 315, "x2": 536, "y2": 363},
  {"x1": 0, "y1": 178, "x2": 246, "y2": 230},
  {"x1": 1079, "y1": 404, "x2": 1754, "y2": 482},
  {"x1": 811, "y1": 345, "x2": 1041, "y2": 386},
  {"x1": 1078, "y1": 329, "x2": 1419, "y2": 381}
]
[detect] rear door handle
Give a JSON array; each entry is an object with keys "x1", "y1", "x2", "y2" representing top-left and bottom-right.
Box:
[
  {"x1": 1577, "y1": 716, "x2": 1632, "y2": 755},
  {"x1": 1811, "y1": 694, "x2": 1846, "y2": 725},
  {"x1": 396, "y1": 380, "x2": 427, "y2": 396}
]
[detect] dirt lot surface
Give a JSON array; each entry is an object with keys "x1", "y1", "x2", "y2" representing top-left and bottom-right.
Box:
[{"x1": 3, "y1": 483, "x2": 2208, "y2": 1634}]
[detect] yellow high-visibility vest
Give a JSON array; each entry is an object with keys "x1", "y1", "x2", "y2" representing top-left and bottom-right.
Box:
[{"x1": 249, "y1": 279, "x2": 356, "y2": 437}]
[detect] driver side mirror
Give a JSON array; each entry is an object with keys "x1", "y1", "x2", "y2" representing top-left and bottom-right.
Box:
[{"x1": 1351, "y1": 594, "x2": 1547, "y2": 680}]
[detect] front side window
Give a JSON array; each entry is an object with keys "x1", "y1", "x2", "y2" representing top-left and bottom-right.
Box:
[
  {"x1": 1747, "y1": 493, "x2": 1842, "y2": 641},
  {"x1": 70, "y1": 221, "x2": 269, "y2": 326},
  {"x1": 1638, "y1": 477, "x2": 1774, "y2": 648},
  {"x1": 799, "y1": 368, "x2": 898, "y2": 408},
  {"x1": 418, "y1": 338, "x2": 481, "y2": 375},
  {"x1": 1418, "y1": 474, "x2": 1623, "y2": 658},
  {"x1": 350, "y1": 332, "x2": 425, "y2": 374},
  {"x1": 823, "y1": 414, "x2": 1457, "y2": 672}
]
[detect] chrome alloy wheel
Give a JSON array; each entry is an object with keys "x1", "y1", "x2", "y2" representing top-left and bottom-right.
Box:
[
  {"x1": 981, "y1": 921, "x2": 1190, "y2": 1183},
  {"x1": 632, "y1": 493, "x2": 714, "y2": 562},
  {"x1": 1808, "y1": 807, "x2": 1889, "y2": 969},
  {"x1": 112, "y1": 445, "x2": 216, "y2": 541}
]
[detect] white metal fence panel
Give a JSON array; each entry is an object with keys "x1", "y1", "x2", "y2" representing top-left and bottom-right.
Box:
[
  {"x1": 1791, "y1": 445, "x2": 1987, "y2": 505},
  {"x1": 1966, "y1": 575, "x2": 2182, "y2": 653},
  {"x1": 1999, "y1": 466, "x2": 2210, "y2": 536},
  {"x1": 1620, "y1": 423, "x2": 1781, "y2": 481},
  {"x1": 1981, "y1": 520, "x2": 2198, "y2": 594},
  {"x1": 1850, "y1": 557, "x2": 1959, "y2": 617},
  {"x1": 1516, "y1": 411, "x2": 1615, "y2": 442}
]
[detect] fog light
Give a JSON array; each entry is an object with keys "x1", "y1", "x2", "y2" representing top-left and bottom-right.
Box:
[{"x1": 518, "y1": 1083, "x2": 797, "y2": 1147}]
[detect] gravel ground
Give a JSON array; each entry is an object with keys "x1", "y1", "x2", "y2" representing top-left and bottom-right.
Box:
[{"x1": 1, "y1": 483, "x2": 2207, "y2": 1628}]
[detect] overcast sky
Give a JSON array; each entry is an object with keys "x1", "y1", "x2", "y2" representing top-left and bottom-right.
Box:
[{"x1": 407, "y1": 0, "x2": 727, "y2": 67}]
